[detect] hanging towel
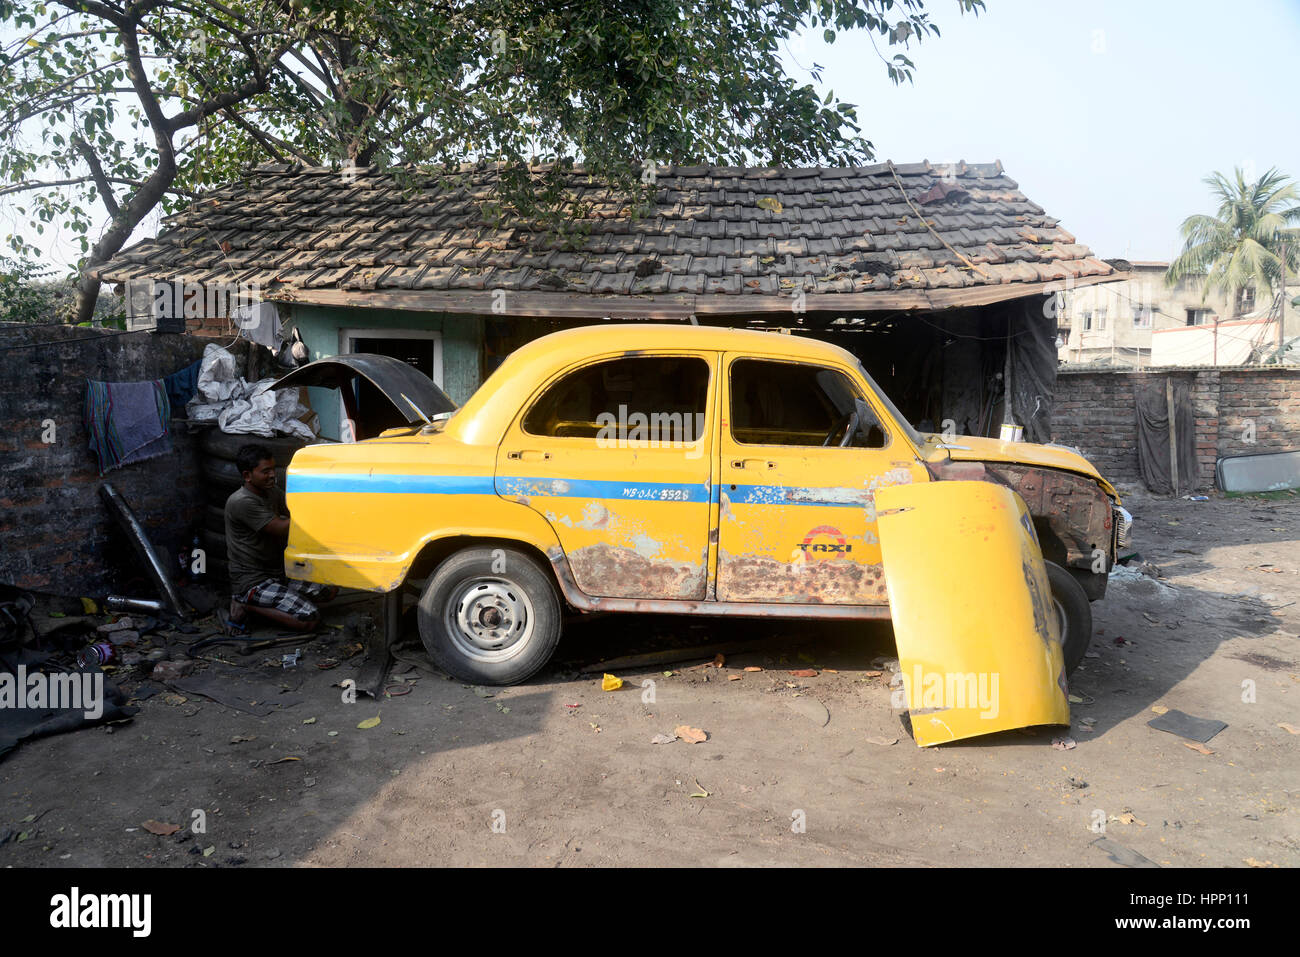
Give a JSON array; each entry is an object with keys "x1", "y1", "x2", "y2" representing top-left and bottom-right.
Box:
[
  {"x1": 84, "y1": 379, "x2": 172, "y2": 475},
  {"x1": 163, "y1": 357, "x2": 203, "y2": 412}
]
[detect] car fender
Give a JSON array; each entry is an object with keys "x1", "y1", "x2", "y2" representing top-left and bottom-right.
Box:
[{"x1": 875, "y1": 480, "x2": 1070, "y2": 747}]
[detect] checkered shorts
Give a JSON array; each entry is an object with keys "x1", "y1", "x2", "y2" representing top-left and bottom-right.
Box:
[{"x1": 237, "y1": 579, "x2": 332, "y2": 622}]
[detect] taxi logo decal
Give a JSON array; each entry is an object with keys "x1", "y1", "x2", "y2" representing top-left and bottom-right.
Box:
[{"x1": 797, "y1": 525, "x2": 852, "y2": 555}]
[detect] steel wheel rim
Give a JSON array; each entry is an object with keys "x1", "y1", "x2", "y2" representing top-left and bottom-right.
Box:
[{"x1": 445, "y1": 577, "x2": 535, "y2": 664}]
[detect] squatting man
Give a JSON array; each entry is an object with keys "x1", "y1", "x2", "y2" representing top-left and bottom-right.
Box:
[{"x1": 224, "y1": 443, "x2": 336, "y2": 632}]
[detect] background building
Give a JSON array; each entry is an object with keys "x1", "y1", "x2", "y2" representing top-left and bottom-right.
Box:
[{"x1": 1059, "y1": 261, "x2": 1295, "y2": 367}]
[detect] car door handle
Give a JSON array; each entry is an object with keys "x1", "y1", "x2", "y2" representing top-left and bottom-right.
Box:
[
  {"x1": 731, "y1": 458, "x2": 776, "y2": 470},
  {"x1": 506, "y1": 449, "x2": 552, "y2": 462}
]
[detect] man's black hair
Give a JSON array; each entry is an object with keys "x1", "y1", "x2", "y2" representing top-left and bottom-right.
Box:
[{"x1": 235, "y1": 443, "x2": 274, "y2": 478}]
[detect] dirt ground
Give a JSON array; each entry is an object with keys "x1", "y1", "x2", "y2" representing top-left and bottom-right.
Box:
[{"x1": 2, "y1": 488, "x2": 1297, "y2": 868}]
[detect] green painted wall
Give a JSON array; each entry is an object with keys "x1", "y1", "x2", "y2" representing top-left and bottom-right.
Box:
[{"x1": 288, "y1": 304, "x2": 484, "y2": 440}]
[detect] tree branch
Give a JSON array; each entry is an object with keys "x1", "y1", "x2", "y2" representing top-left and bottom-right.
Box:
[{"x1": 71, "y1": 133, "x2": 121, "y2": 218}]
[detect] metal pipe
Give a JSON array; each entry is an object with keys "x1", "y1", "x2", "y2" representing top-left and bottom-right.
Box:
[
  {"x1": 103, "y1": 596, "x2": 167, "y2": 614},
  {"x1": 98, "y1": 483, "x2": 189, "y2": 620}
]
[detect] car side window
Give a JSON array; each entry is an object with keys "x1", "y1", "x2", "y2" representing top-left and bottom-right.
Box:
[
  {"x1": 522, "y1": 355, "x2": 709, "y2": 440},
  {"x1": 730, "y1": 359, "x2": 887, "y2": 448}
]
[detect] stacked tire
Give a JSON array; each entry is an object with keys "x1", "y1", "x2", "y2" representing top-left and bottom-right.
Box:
[{"x1": 197, "y1": 429, "x2": 310, "y2": 586}]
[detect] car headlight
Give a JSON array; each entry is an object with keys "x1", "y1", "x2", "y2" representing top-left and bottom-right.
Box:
[{"x1": 1114, "y1": 506, "x2": 1133, "y2": 549}]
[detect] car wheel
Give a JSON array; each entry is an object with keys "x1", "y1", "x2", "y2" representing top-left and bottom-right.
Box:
[
  {"x1": 1046, "y1": 561, "x2": 1092, "y2": 676},
  {"x1": 417, "y1": 546, "x2": 561, "y2": 685}
]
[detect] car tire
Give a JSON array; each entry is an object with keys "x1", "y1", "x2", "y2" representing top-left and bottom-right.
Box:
[
  {"x1": 1046, "y1": 561, "x2": 1092, "y2": 676},
  {"x1": 417, "y1": 546, "x2": 562, "y2": 685}
]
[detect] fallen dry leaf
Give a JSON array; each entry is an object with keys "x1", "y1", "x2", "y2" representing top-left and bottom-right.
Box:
[
  {"x1": 650, "y1": 732, "x2": 677, "y2": 745},
  {"x1": 674, "y1": 725, "x2": 707, "y2": 744},
  {"x1": 1183, "y1": 741, "x2": 1215, "y2": 756},
  {"x1": 1244, "y1": 858, "x2": 1274, "y2": 868},
  {"x1": 790, "y1": 668, "x2": 818, "y2": 678},
  {"x1": 1150, "y1": 705, "x2": 1169, "y2": 715},
  {"x1": 357, "y1": 716, "x2": 381, "y2": 729},
  {"x1": 1278, "y1": 723, "x2": 1300, "y2": 735},
  {"x1": 743, "y1": 666, "x2": 762, "y2": 672},
  {"x1": 711, "y1": 653, "x2": 726, "y2": 668},
  {"x1": 866, "y1": 736, "x2": 897, "y2": 746},
  {"x1": 1114, "y1": 811, "x2": 1147, "y2": 826},
  {"x1": 142, "y1": 820, "x2": 179, "y2": 836},
  {"x1": 1051, "y1": 736, "x2": 1077, "y2": 751},
  {"x1": 727, "y1": 674, "x2": 742, "y2": 681}
]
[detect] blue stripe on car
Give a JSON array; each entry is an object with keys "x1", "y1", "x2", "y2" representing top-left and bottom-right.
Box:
[{"x1": 289, "y1": 472, "x2": 865, "y2": 508}]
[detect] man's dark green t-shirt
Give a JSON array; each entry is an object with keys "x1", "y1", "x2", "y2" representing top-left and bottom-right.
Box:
[{"x1": 225, "y1": 485, "x2": 288, "y2": 595}]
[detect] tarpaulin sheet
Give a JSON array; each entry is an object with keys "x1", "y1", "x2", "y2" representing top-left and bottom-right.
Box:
[
  {"x1": 1136, "y1": 377, "x2": 1199, "y2": 495},
  {"x1": 1008, "y1": 298, "x2": 1057, "y2": 444},
  {"x1": 186, "y1": 343, "x2": 317, "y2": 440}
]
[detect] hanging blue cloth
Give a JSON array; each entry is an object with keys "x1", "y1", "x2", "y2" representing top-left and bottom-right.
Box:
[
  {"x1": 163, "y1": 356, "x2": 203, "y2": 413},
  {"x1": 84, "y1": 379, "x2": 172, "y2": 475}
]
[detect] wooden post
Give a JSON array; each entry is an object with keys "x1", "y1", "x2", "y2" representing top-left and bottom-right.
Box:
[{"x1": 1166, "y1": 377, "x2": 1179, "y2": 496}]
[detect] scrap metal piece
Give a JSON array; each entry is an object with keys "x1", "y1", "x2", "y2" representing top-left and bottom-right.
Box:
[
  {"x1": 98, "y1": 483, "x2": 188, "y2": 620},
  {"x1": 1147, "y1": 709, "x2": 1227, "y2": 744},
  {"x1": 355, "y1": 590, "x2": 398, "y2": 698},
  {"x1": 1216, "y1": 449, "x2": 1300, "y2": 493}
]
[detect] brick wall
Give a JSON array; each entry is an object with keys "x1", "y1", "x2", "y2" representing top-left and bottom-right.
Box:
[
  {"x1": 1053, "y1": 367, "x2": 1300, "y2": 490},
  {"x1": 0, "y1": 324, "x2": 249, "y2": 596}
]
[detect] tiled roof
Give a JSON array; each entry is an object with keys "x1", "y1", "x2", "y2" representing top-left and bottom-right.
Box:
[{"x1": 95, "y1": 161, "x2": 1117, "y2": 313}]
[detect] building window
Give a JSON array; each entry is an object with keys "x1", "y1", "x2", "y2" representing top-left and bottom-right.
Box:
[
  {"x1": 1082, "y1": 310, "x2": 1093, "y2": 331},
  {"x1": 1237, "y1": 286, "x2": 1256, "y2": 313},
  {"x1": 1186, "y1": 309, "x2": 1214, "y2": 326},
  {"x1": 1132, "y1": 305, "x2": 1154, "y2": 328},
  {"x1": 1095, "y1": 307, "x2": 1107, "y2": 331}
]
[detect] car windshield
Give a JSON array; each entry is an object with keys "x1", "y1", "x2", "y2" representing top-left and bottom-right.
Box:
[{"x1": 855, "y1": 360, "x2": 923, "y2": 448}]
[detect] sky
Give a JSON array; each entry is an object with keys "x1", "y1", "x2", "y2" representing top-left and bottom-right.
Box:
[
  {"x1": 782, "y1": 0, "x2": 1300, "y2": 261},
  {"x1": 7, "y1": 0, "x2": 1299, "y2": 273}
]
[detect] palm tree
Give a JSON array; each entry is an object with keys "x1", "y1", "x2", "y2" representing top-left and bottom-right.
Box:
[{"x1": 1166, "y1": 167, "x2": 1300, "y2": 317}]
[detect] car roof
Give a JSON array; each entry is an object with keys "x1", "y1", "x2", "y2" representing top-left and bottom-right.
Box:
[{"x1": 511, "y1": 323, "x2": 856, "y2": 364}]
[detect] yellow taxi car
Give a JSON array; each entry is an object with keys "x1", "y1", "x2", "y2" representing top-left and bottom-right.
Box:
[{"x1": 284, "y1": 325, "x2": 1127, "y2": 745}]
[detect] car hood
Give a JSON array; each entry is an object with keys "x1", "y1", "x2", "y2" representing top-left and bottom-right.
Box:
[
  {"x1": 275, "y1": 354, "x2": 456, "y2": 425},
  {"x1": 919, "y1": 433, "x2": 1119, "y2": 499}
]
